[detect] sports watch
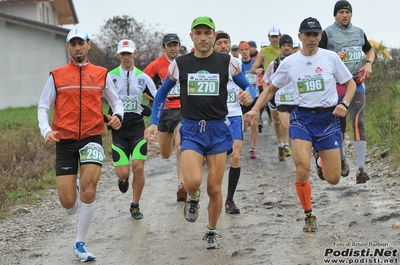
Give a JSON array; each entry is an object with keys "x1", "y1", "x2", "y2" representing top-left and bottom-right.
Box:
[{"x1": 340, "y1": 99, "x2": 350, "y2": 109}]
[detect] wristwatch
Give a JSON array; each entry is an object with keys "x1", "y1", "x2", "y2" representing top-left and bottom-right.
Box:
[
  {"x1": 366, "y1": 59, "x2": 373, "y2": 64},
  {"x1": 340, "y1": 99, "x2": 350, "y2": 109}
]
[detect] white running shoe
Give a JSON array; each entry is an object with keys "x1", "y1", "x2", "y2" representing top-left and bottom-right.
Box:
[{"x1": 73, "y1": 241, "x2": 96, "y2": 262}]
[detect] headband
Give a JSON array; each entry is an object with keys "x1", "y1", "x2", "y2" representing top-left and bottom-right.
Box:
[{"x1": 215, "y1": 33, "x2": 230, "y2": 43}]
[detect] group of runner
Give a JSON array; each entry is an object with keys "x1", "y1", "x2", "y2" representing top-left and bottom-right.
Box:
[
  {"x1": 144, "y1": 0, "x2": 374, "y2": 250},
  {"x1": 38, "y1": 0, "x2": 375, "y2": 261}
]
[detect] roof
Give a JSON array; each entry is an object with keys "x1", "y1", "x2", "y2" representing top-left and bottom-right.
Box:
[
  {"x1": 0, "y1": 0, "x2": 78, "y2": 25},
  {"x1": 0, "y1": 11, "x2": 70, "y2": 36}
]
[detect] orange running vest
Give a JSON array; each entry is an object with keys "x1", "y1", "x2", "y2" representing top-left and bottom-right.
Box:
[{"x1": 51, "y1": 60, "x2": 107, "y2": 140}]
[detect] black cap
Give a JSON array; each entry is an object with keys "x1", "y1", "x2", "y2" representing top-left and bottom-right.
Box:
[
  {"x1": 334, "y1": 0, "x2": 352, "y2": 16},
  {"x1": 248, "y1": 40, "x2": 257, "y2": 48},
  {"x1": 279, "y1": 34, "x2": 293, "y2": 47},
  {"x1": 231, "y1": 45, "x2": 238, "y2": 51},
  {"x1": 299, "y1": 17, "x2": 322, "y2": 33},
  {"x1": 179, "y1": 45, "x2": 187, "y2": 54},
  {"x1": 163, "y1": 33, "x2": 180, "y2": 44}
]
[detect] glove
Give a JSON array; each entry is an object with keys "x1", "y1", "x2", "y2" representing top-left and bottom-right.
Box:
[{"x1": 141, "y1": 104, "x2": 152, "y2": 116}]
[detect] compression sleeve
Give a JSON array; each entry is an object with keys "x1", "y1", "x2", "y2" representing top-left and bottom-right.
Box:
[
  {"x1": 232, "y1": 72, "x2": 256, "y2": 100},
  {"x1": 149, "y1": 76, "x2": 176, "y2": 125}
]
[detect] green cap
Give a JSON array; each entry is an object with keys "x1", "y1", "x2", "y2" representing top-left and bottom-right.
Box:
[{"x1": 191, "y1": 16, "x2": 215, "y2": 29}]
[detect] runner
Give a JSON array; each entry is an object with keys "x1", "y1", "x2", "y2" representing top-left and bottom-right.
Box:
[
  {"x1": 213, "y1": 31, "x2": 255, "y2": 214},
  {"x1": 293, "y1": 41, "x2": 301, "y2": 52},
  {"x1": 248, "y1": 40, "x2": 269, "y2": 132},
  {"x1": 238, "y1": 41, "x2": 261, "y2": 159},
  {"x1": 108, "y1": 39, "x2": 157, "y2": 220},
  {"x1": 252, "y1": 27, "x2": 282, "y2": 131},
  {"x1": 37, "y1": 28, "x2": 124, "y2": 262},
  {"x1": 244, "y1": 17, "x2": 356, "y2": 232},
  {"x1": 144, "y1": 16, "x2": 254, "y2": 249},
  {"x1": 179, "y1": 45, "x2": 188, "y2": 55},
  {"x1": 318, "y1": 0, "x2": 375, "y2": 184},
  {"x1": 143, "y1": 33, "x2": 186, "y2": 201},
  {"x1": 263, "y1": 34, "x2": 295, "y2": 161},
  {"x1": 230, "y1": 44, "x2": 240, "y2": 58}
]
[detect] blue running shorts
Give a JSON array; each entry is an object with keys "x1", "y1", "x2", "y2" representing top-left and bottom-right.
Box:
[
  {"x1": 289, "y1": 107, "x2": 342, "y2": 151},
  {"x1": 228, "y1": 115, "x2": 243, "y2": 141},
  {"x1": 179, "y1": 119, "x2": 234, "y2": 156}
]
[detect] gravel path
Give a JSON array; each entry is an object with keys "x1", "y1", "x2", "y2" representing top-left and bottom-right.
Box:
[{"x1": 1, "y1": 119, "x2": 400, "y2": 265}]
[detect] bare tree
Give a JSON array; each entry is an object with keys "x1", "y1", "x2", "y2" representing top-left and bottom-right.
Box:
[{"x1": 91, "y1": 15, "x2": 164, "y2": 70}]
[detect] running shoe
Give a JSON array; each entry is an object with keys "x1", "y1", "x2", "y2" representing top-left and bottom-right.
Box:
[
  {"x1": 312, "y1": 149, "x2": 325, "y2": 180},
  {"x1": 258, "y1": 123, "x2": 263, "y2": 133},
  {"x1": 73, "y1": 241, "x2": 96, "y2": 262},
  {"x1": 356, "y1": 168, "x2": 370, "y2": 184},
  {"x1": 283, "y1": 145, "x2": 291, "y2": 157},
  {"x1": 65, "y1": 201, "x2": 78, "y2": 215},
  {"x1": 130, "y1": 205, "x2": 144, "y2": 220},
  {"x1": 303, "y1": 213, "x2": 318, "y2": 232},
  {"x1": 341, "y1": 159, "x2": 350, "y2": 177},
  {"x1": 183, "y1": 191, "x2": 200, "y2": 222},
  {"x1": 278, "y1": 147, "x2": 286, "y2": 161},
  {"x1": 203, "y1": 230, "x2": 222, "y2": 249},
  {"x1": 176, "y1": 184, "x2": 187, "y2": 202},
  {"x1": 249, "y1": 149, "x2": 257, "y2": 159},
  {"x1": 225, "y1": 200, "x2": 240, "y2": 214},
  {"x1": 118, "y1": 177, "x2": 129, "y2": 193}
]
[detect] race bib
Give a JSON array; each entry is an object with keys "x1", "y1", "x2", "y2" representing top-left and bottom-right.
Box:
[
  {"x1": 187, "y1": 73, "x2": 220, "y2": 96},
  {"x1": 297, "y1": 73, "x2": 325, "y2": 94},
  {"x1": 343, "y1": 46, "x2": 363, "y2": 64},
  {"x1": 121, "y1": 96, "x2": 138, "y2": 111},
  {"x1": 279, "y1": 92, "x2": 295, "y2": 102},
  {"x1": 227, "y1": 91, "x2": 237, "y2": 103},
  {"x1": 168, "y1": 83, "x2": 180, "y2": 96},
  {"x1": 79, "y1": 142, "x2": 106, "y2": 164},
  {"x1": 245, "y1": 73, "x2": 258, "y2": 86}
]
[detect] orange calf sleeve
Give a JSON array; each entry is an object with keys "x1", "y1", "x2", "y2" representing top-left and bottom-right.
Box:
[{"x1": 295, "y1": 181, "x2": 312, "y2": 212}]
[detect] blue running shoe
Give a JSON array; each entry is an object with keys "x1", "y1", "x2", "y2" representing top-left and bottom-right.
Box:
[{"x1": 73, "y1": 241, "x2": 96, "y2": 262}]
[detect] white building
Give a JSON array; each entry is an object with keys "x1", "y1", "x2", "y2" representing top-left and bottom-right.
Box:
[{"x1": 0, "y1": 0, "x2": 78, "y2": 109}]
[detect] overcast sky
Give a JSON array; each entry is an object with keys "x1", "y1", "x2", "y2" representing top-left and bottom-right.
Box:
[{"x1": 69, "y1": 0, "x2": 399, "y2": 51}]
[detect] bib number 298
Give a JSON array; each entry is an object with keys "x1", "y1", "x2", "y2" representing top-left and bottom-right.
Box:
[{"x1": 79, "y1": 142, "x2": 106, "y2": 164}]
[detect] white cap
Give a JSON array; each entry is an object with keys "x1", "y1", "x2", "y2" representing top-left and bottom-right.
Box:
[
  {"x1": 117, "y1": 40, "x2": 136, "y2": 54},
  {"x1": 293, "y1": 41, "x2": 301, "y2": 48},
  {"x1": 66, "y1": 28, "x2": 89, "y2": 42},
  {"x1": 268, "y1": 26, "x2": 281, "y2": 36},
  {"x1": 260, "y1": 40, "x2": 269, "y2": 47}
]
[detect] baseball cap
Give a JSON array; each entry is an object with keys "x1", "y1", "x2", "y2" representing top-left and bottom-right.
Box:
[
  {"x1": 66, "y1": 28, "x2": 89, "y2": 42},
  {"x1": 191, "y1": 16, "x2": 215, "y2": 29},
  {"x1": 163, "y1": 33, "x2": 180, "y2": 44},
  {"x1": 299, "y1": 17, "x2": 322, "y2": 34},
  {"x1": 293, "y1": 41, "x2": 301, "y2": 48},
  {"x1": 260, "y1": 40, "x2": 269, "y2": 47},
  {"x1": 334, "y1": 0, "x2": 352, "y2": 16},
  {"x1": 248, "y1": 40, "x2": 257, "y2": 48},
  {"x1": 279, "y1": 34, "x2": 293, "y2": 47},
  {"x1": 117, "y1": 39, "x2": 136, "y2": 54},
  {"x1": 268, "y1": 26, "x2": 281, "y2": 36},
  {"x1": 179, "y1": 45, "x2": 188, "y2": 54},
  {"x1": 231, "y1": 45, "x2": 238, "y2": 51}
]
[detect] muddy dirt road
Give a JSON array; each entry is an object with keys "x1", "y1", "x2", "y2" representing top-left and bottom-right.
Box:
[{"x1": 3, "y1": 115, "x2": 400, "y2": 265}]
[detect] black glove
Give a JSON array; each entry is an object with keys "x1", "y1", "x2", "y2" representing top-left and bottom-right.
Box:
[{"x1": 141, "y1": 104, "x2": 152, "y2": 116}]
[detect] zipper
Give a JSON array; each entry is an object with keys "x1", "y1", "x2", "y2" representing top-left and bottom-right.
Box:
[{"x1": 79, "y1": 64, "x2": 82, "y2": 140}]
